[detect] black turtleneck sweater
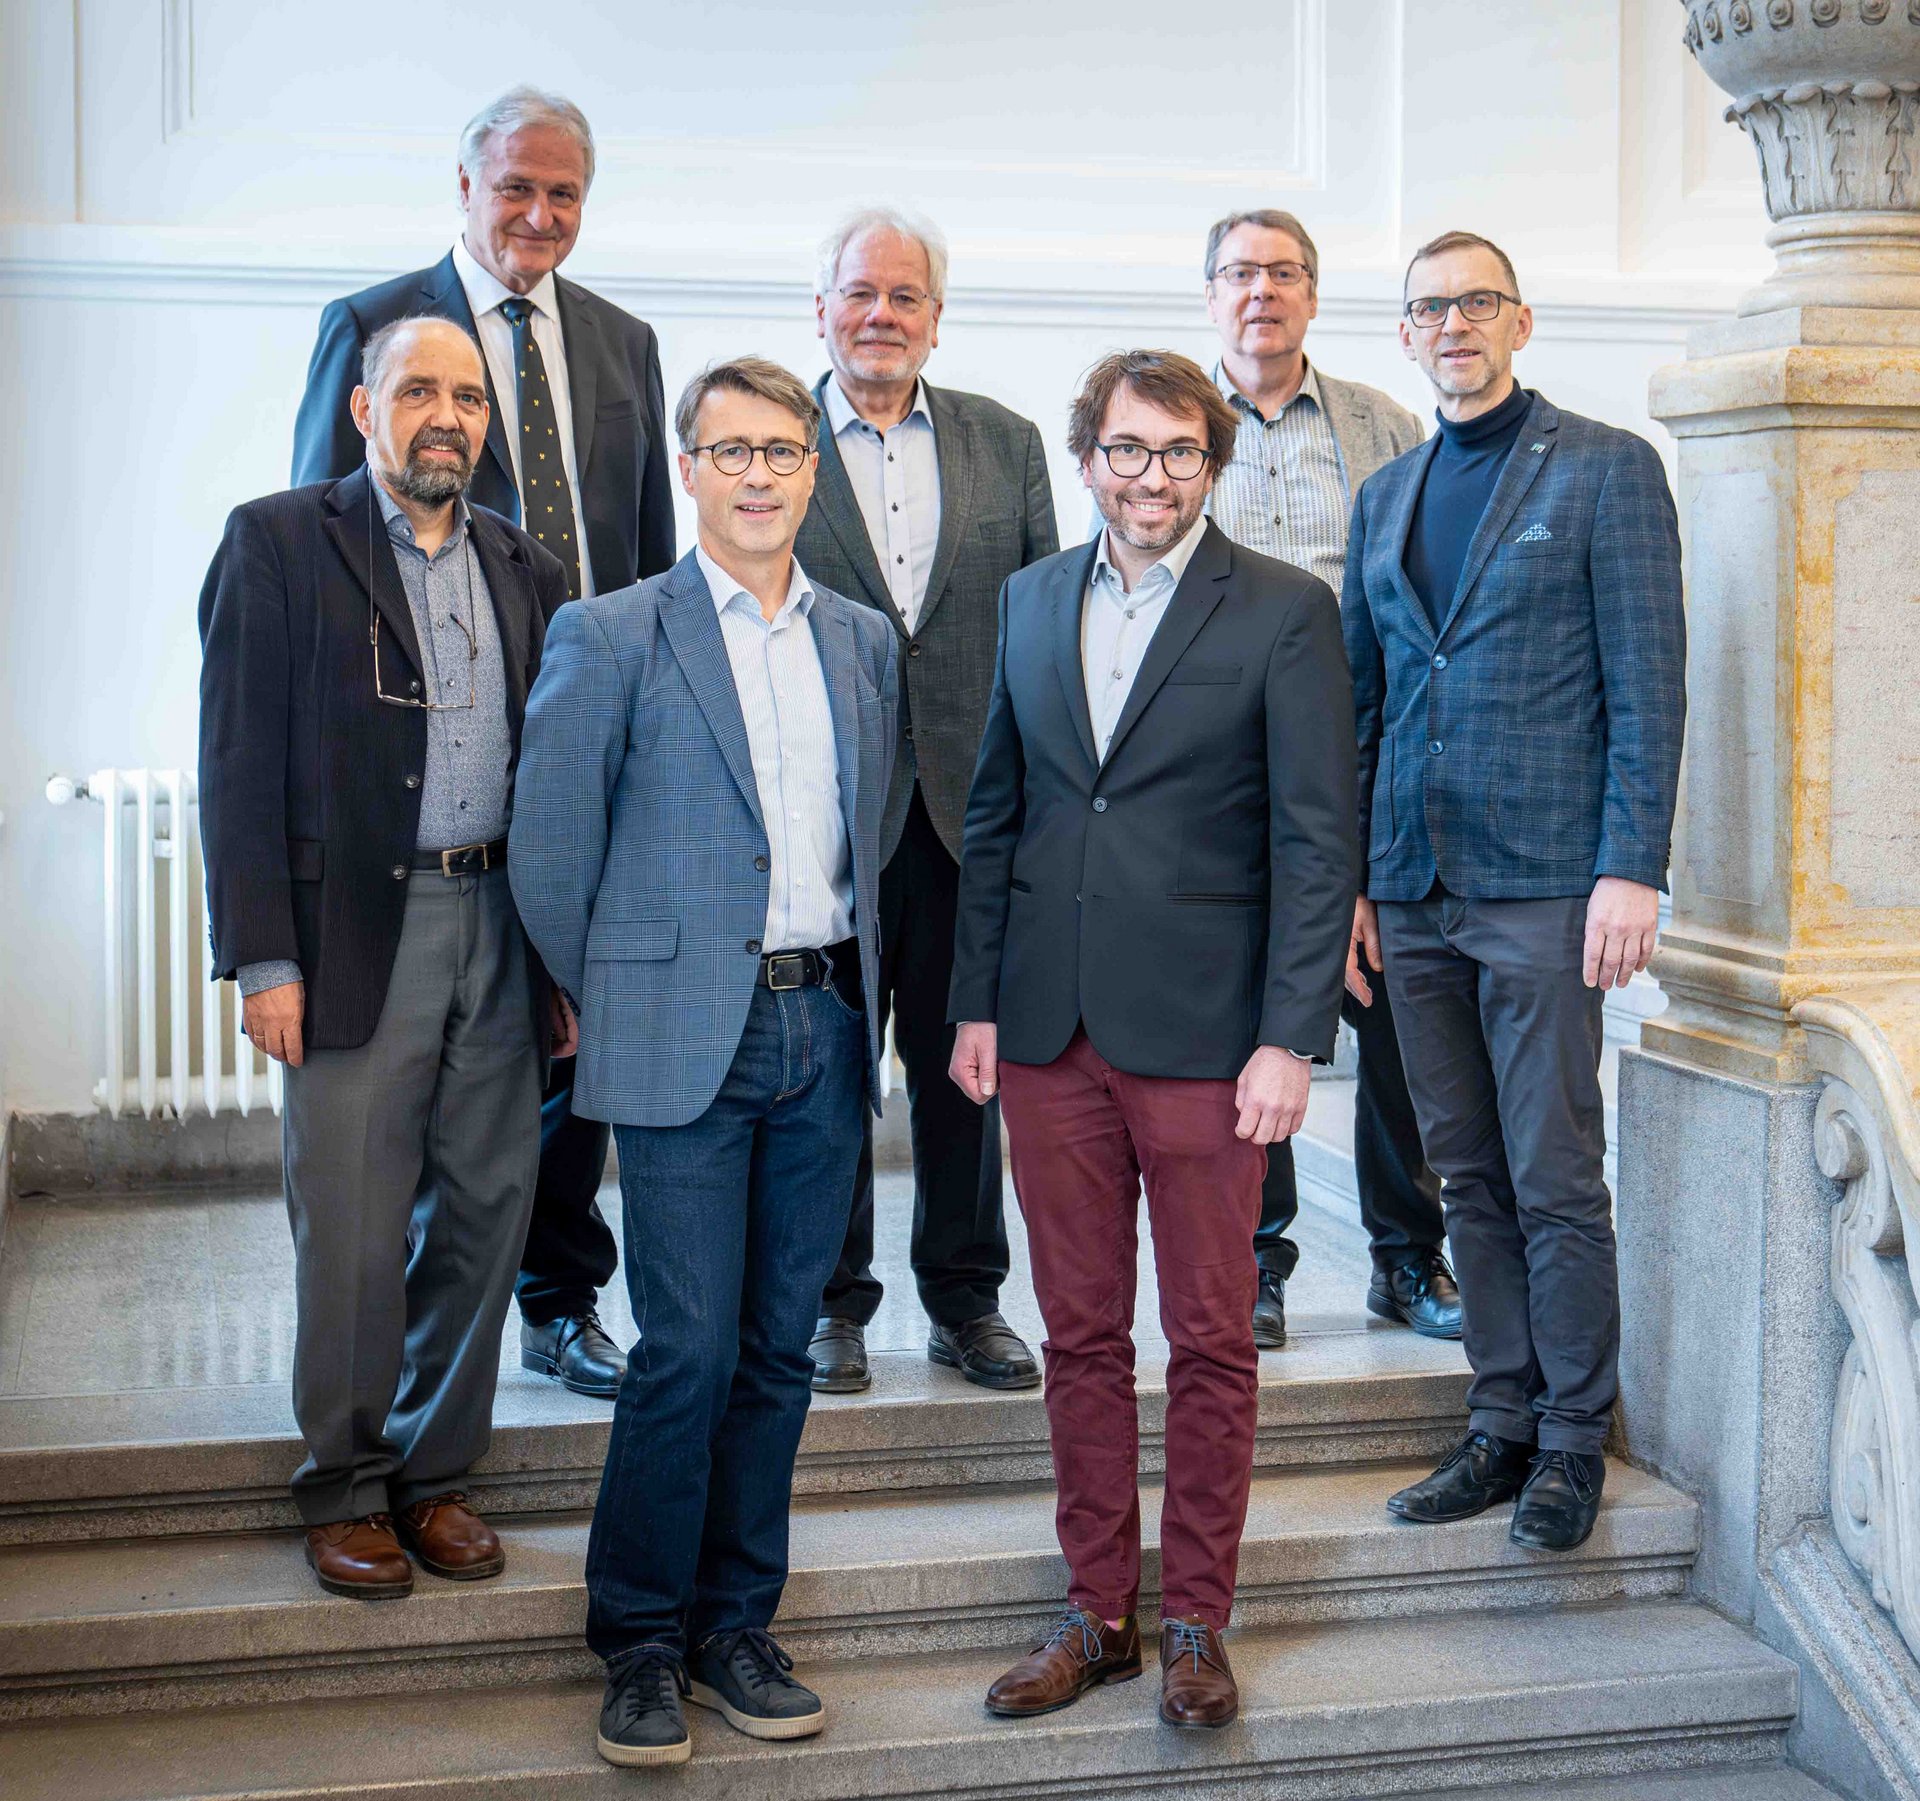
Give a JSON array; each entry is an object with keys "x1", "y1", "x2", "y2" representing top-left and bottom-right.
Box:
[{"x1": 1404, "y1": 381, "x2": 1533, "y2": 633}]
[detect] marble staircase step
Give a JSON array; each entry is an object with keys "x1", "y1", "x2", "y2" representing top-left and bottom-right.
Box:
[
  {"x1": 0, "y1": 1328, "x2": 1471, "y2": 1545},
  {"x1": 0, "y1": 1458, "x2": 1696, "y2": 1720},
  {"x1": 0, "y1": 1600, "x2": 1797, "y2": 1801},
  {"x1": 1396, "y1": 1770, "x2": 1839, "y2": 1800}
]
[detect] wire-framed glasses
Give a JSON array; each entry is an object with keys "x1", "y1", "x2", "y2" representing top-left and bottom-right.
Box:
[{"x1": 1209, "y1": 260, "x2": 1311, "y2": 290}]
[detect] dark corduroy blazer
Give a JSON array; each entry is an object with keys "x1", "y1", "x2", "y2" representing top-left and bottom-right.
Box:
[
  {"x1": 197, "y1": 467, "x2": 570, "y2": 1049},
  {"x1": 290, "y1": 250, "x2": 676, "y2": 590}
]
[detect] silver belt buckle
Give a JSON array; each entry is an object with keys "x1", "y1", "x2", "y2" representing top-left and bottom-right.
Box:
[{"x1": 766, "y1": 952, "x2": 808, "y2": 991}]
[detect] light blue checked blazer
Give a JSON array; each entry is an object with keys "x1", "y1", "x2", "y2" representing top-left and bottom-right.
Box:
[
  {"x1": 509, "y1": 550, "x2": 898, "y2": 1128},
  {"x1": 1343, "y1": 392, "x2": 1686, "y2": 903}
]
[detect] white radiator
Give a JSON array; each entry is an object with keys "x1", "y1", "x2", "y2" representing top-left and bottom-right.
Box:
[{"x1": 47, "y1": 768, "x2": 283, "y2": 1121}]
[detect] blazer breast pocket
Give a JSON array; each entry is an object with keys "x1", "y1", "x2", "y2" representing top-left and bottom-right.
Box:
[
  {"x1": 1166, "y1": 662, "x2": 1242, "y2": 685},
  {"x1": 595, "y1": 395, "x2": 639, "y2": 423}
]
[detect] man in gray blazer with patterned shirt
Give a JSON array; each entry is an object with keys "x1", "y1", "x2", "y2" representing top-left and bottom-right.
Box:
[
  {"x1": 798, "y1": 208, "x2": 1060, "y2": 1397},
  {"x1": 1347, "y1": 232, "x2": 1684, "y2": 1554},
  {"x1": 1198, "y1": 208, "x2": 1458, "y2": 1356}
]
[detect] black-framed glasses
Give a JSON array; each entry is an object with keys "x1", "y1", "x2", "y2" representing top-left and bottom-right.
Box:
[
  {"x1": 693, "y1": 439, "x2": 810, "y2": 476},
  {"x1": 1096, "y1": 442, "x2": 1211, "y2": 482},
  {"x1": 1208, "y1": 259, "x2": 1311, "y2": 291},
  {"x1": 834, "y1": 283, "x2": 932, "y2": 317},
  {"x1": 1405, "y1": 290, "x2": 1522, "y2": 330}
]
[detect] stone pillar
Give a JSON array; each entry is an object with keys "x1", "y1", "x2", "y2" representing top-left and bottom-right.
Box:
[{"x1": 1618, "y1": 12, "x2": 1920, "y2": 1797}]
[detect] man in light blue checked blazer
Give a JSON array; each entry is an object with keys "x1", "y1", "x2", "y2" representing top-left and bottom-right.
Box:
[
  {"x1": 1342, "y1": 232, "x2": 1685, "y2": 1557},
  {"x1": 510, "y1": 356, "x2": 897, "y2": 1770}
]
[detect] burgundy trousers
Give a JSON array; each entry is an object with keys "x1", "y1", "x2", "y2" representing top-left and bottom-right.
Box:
[{"x1": 999, "y1": 1028, "x2": 1265, "y2": 1629}]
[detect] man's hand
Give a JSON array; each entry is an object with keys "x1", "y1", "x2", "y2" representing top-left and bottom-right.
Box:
[
  {"x1": 950, "y1": 1021, "x2": 999, "y2": 1105},
  {"x1": 1235, "y1": 1045, "x2": 1311, "y2": 1145},
  {"x1": 1583, "y1": 876, "x2": 1660, "y2": 990},
  {"x1": 550, "y1": 989, "x2": 579, "y2": 1058},
  {"x1": 243, "y1": 980, "x2": 306, "y2": 1068},
  {"x1": 1345, "y1": 896, "x2": 1382, "y2": 1007}
]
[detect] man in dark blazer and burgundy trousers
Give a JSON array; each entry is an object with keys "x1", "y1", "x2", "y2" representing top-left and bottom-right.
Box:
[{"x1": 289, "y1": 87, "x2": 675, "y2": 1400}]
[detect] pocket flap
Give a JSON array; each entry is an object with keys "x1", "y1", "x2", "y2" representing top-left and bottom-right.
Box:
[
  {"x1": 288, "y1": 838, "x2": 324, "y2": 882},
  {"x1": 587, "y1": 915, "x2": 679, "y2": 961}
]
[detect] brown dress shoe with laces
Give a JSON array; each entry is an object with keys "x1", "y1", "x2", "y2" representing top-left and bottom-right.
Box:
[
  {"x1": 985, "y1": 1608, "x2": 1142, "y2": 1717},
  {"x1": 304, "y1": 1514, "x2": 413, "y2": 1599},
  {"x1": 1160, "y1": 1617, "x2": 1238, "y2": 1728},
  {"x1": 394, "y1": 1492, "x2": 505, "y2": 1580}
]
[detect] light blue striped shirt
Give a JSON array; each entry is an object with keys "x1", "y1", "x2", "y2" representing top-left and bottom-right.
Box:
[
  {"x1": 823, "y1": 375, "x2": 942, "y2": 631},
  {"x1": 1083, "y1": 514, "x2": 1209, "y2": 762},
  {"x1": 1205, "y1": 359, "x2": 1352, "y2": 596},
  {"x1": 697, "y1": 544, "x2": 853, "y2": 952}
]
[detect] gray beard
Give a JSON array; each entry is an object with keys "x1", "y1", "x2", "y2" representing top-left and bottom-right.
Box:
[{"x1": 389, "y1": 455, "x2": 471, "y2": 505}]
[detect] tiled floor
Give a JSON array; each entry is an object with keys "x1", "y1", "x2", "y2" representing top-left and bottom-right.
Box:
[{"x1": 0, "y1": 1097, "x2": 1380, "y2": 1406}]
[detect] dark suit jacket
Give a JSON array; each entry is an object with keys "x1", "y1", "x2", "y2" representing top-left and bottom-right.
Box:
[
  {"x1": 948, "y1": 522, "x2": 1360, "y2": 1077},
  {"x1": 197, "y1": 466, "x2": 570, "y2": 1049},
  {"x1": 795, "y1": 373, "x2": 1058, "y2": 864},
  {"x1": 1343, "y1": 392, "x2": 1686, "y2": 903},
  {"x1": 289, "y1": 250, "x2": 676, "y2": 590}
]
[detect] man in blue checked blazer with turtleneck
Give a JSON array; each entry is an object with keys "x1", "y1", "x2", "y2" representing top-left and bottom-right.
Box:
[{"x1": 1341, "y1": 232, "x2": 1684, "y2": 1558}]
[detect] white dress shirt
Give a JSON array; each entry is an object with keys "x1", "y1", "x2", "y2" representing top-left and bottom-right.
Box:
[
  {"x1": 697, "y1": 545, "x2": 854, "y2": 951},
  {"x1": 823, "y1": 375, "x2": 942, "y2": 632},
  {"x1": 1082, "y1": 513, "x2": 1209, "y2": 761},
  {"x1": 451, "y1": 236, "x2": 596, "y2": 596}
]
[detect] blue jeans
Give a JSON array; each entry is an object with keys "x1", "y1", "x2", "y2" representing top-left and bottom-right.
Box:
[{"x1": 584, "y1": 980, "x2": 866, "y2": 1662}]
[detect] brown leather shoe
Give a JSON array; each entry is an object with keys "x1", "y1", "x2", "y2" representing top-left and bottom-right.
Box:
[
  {"x1": 985, "y1": 1608, "x2": 1142, "y2": 1717},
  {"x1": 394, "y1": 1491, "x2": 505, "y2": 1580},
  {"x1": 304, "y1": 1514, "x2": 413, "y2": 1599},
  {"x1": 1159, "y1": 1617, "x2": 1238, "y2": 1728}
]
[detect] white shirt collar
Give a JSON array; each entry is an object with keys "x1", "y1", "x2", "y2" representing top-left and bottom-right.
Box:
[
  {"x1": 824, "y1": 374, "x2": 934, "y2": 439},
  {"x1": 696, "y1": 543, "x2": 815, "y2": 622},
  {"x1": 1093, "y1": 512, "x2": 1209, "y2": 596},
  {"x1": 452, "y1": 236, "x2": 561, "y2": 324}
]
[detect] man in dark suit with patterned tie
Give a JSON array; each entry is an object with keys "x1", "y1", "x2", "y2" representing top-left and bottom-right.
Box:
[
  {"x1": 290, "y1": 86, "x2": 676, "y2": 1401},
  {"x1": 795, "y1": 208, "x2": 1060, "y2": 1397}
]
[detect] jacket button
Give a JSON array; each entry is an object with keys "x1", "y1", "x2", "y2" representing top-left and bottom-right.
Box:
[
  {"x1": 408, "y1": 680, "x2": 421, "y2": 695},
  {"x1": 904, "y1": 726, "x2": 914, "y2": 740},
  {"x1": 754, "y1": 856, "x2": 769, "y2": 871},
  {"x1": 1428, "y1": 740, "x2": 1445, "y2": 756},
  {"x1": 391, "y1": 864, "x2": 408, "y2": 880},
  {"x1": 908, "y1": 642, "x2": 923, "y2": 657},
  {"x1": 404, "y1": 774, "x2": 421, "y2": 789},
  {"x1": 746, "y1": 938, "x2": 762, "y2": 954},
  {"x1": 1432, "y1": 654, "x2": 1448, "y2": 671},
  {"x1": 1092, "y1": 797, "x2": 1108, "y2": 813}
]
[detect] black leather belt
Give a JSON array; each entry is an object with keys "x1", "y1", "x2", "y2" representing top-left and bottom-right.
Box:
[
  {"x1": 757, "y1": 937, "x2": 861, "y2": 1004},
  {"x1": 413, "y1": 838, "x2": 509, "y2": 876}
]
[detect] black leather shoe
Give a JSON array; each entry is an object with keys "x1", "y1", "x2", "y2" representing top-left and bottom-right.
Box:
[
  {"x1": 521, "y1": 1312, "x2": 625, "y2": 1399},
  {"x1": 1366, "y1": 1250, "x2": 1464, "y2": 1339},
  {"x1": 1510, "y1": 1449, "x2": 1606, "y2": 1551},
  {"x1": 809, "y1": 1317, "x2": 870, "y2": 1394},
  {"x1": 1252, "y1": 1271, "x2": 1288, "y2": 1350},
  {"x1": 1386, "y1": 1429, "x2": 1535, "y2": 1524},
  {"x1": 929, "y1": 1311, "x2": 1040, "y2": 1390}
]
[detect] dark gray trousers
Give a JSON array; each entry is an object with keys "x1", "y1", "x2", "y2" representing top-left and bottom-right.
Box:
[
  {"x1": 281, "y1": 865, "x2": 541, "y2": 1524},
  {"x1": 1376, "y1": 892, "x2": 1614, "y2": 1454}
]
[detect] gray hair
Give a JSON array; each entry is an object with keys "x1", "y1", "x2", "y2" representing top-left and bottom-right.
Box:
[
  {"x1": 458, "y1": 86, "x2": 596, "y2": 191},
  {"x1": 674, "y1": 357, "x2": 822, "y2": 453},
  {"x1": 816, "y1": 206, "x2": 949, "y2": 302},
  {"x1": 359, "y1": 315, "x2": 483, "y2": 397},
  {"x1": 1203, "y1": 208, "x2": 1320, "y2": 287}
]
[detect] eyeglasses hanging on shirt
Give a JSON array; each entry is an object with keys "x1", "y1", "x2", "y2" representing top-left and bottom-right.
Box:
[{"x1": 367, "y1": 487, "x2": 480, "y2": 712}]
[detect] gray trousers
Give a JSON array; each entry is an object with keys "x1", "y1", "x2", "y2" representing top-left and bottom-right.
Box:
[
  {"x1": 281, "y1": 865, "x2": 540, "y2": 1525},
  {"x1": 1376, "y1": 892, "x2": 1614, "y2": 1455}
]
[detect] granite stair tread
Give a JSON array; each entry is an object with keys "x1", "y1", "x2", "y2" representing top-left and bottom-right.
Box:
[
  {"x1": 1395, "y1": 1770, "x2": 1839, "y2": 1800},
  {"x1": 0, "y1": 1458, "x2": 1697, "y2": 1716},
  {"x1": 0, "y1": 1600, "x2": 1798, "y2": 1801}
]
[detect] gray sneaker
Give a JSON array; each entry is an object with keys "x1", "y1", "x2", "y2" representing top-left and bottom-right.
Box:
[
  {"x1": 688, "y1": 1627, "x2": 826, "y2": 1740},
  {"x1": 597, "y1": 1646, "x2": 691, "y2": 1767}
]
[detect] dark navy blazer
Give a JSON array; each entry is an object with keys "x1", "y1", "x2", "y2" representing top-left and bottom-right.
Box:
[{"x1": 1342, "y1": 393, "x2": 1686, "y2": 903}]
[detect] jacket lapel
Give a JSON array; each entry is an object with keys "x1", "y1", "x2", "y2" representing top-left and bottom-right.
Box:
[
  {"x1": 1384, "y1": 434, "x2": 1441, "y2": 644},
  {"x1": 657, "y1": 553, "x2": 765, "y2": 829},
  {"x1": 322, "y1": 467, "x2": 422, "y2": 680},
  {"x1": 915, "y1": 382, "x2": 974, "y2": 635},
  {"x1": 811, "y1": 592, "x2": 862, "y2": 844},
  {"x1": 1099, "y1": 522, "x2": 1233, "y2": 767},
  {"x1": 557, "y1": 276, "x2": 600, "y2": 482},
  {"x1": 425, "y1": 253, "x2": 516, "y2": 507},
  {"x1": 1049, "y1": 539, "x2": 1102, "y2": 773},
  {"x1": 1435, "y1": 393, "x2": 1558, "y2": 643},
  {"x1": 809, "y1": 376, "x2": 894, "y2": 616},
  {"x1": 468, "y1": 509, "x2": 535, "y2": 736}
]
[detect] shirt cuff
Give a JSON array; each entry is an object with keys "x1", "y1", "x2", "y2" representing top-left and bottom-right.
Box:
[
  {"x1": 1283, "y1": 1047, "x2": 1314, "y2": 1063},
  {"x1": 238, "y1": 959, "x2": 302, "y2": 997}
]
